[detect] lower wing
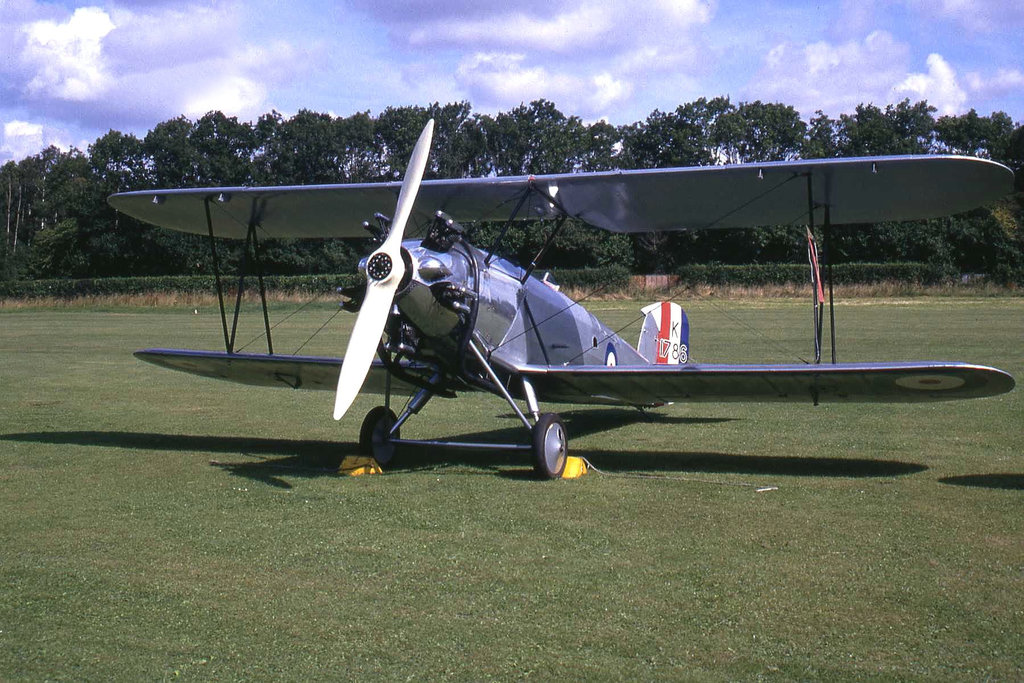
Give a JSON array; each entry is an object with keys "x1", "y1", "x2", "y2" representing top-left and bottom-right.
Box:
[
  {"x1": 133, "y1": 349, "x2": 422, "y2": 394},
  {"x1": 512, "y1": 361, "x2": 1014, "y2": 405},
  {"x1": 135, "y1": 349, "x2": 1013, "y2": 406}
]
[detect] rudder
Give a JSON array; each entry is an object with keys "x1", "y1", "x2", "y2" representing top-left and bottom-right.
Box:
[{"x1": 637, "y1": 302, "x2": 689, "y2": 364}]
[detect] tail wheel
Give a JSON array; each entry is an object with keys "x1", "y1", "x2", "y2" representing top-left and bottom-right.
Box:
[
  {"x1": 532, "y1": 413, "x2": 568, "y2": 479},
  {"x1": 359, "y1": 406, "x2": 399, "y2": 466}
]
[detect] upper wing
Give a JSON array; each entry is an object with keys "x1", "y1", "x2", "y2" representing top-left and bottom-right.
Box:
[
  {"x1": 108, "y1": 155, "x2": 1013, "y2": 239},
  {"x1": 511, "y1": 361, "x2": 1015, "y2": 406}
]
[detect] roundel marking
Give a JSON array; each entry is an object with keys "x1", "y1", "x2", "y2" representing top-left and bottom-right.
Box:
[
  {"x1": 894, "y1": 374, "x2": 966, "y2": 391},
  {"x1": 605, "y1": 342, "x2": 617, "y2": 367}
]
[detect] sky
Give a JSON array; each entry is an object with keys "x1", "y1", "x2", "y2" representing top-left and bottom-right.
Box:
[{"x1": 1, "y1": 0, "x2": 1022, "y2": 163}]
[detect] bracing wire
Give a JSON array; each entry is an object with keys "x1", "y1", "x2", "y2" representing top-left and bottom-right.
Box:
[
  {"x1": 693, "y1": 201, "x2": 820, "y2": 365},
  {"x1": 294, "y1": 307, "x2": 344, "y2": 355},
  {"x1": 489, "y1": 276, "x2": 622, "y2": 353},
  {"x1": 235, "y1": 297, "x2": 320, "y2": 353},
  {"x1": 560, "y1": 313, "x2": 646, "y2": 365}
]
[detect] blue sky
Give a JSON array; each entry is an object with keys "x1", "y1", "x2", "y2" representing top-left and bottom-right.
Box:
[{"x1": 1, "y1": 0, "x2": 1022, "y2": 162}]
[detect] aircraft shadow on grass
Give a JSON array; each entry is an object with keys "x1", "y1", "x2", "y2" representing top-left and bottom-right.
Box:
[
  {"x1": 0, "y1": 407, "x2": 927, "y2": 485},
  {"x1": 0, "y1": 430, "x2": 348, "y2": 490},
  {"x1": 938, "y1": 474, "x2": 1024, "y2": 490}
]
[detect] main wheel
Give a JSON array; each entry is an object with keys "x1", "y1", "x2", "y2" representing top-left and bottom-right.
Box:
[
  {"x1": 359, "y1": 406, "x2": 399, "y2": 466},
  {"x1": 532, "y1": 413, "x2": 568, "y2": 479}
]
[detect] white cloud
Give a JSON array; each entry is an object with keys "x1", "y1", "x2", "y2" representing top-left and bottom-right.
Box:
[
  {"x1": 965, "y1": 68, "x2": 1024, "y2": 100},
  {"x1": 751, "y1": 31, "x2": 910, "y2": 116},
  {"x1": 183, "y1": 75, "x2": 268, "y2": 120},
  {"x1": 0, "y1": 1, "x2": 326, "y2": 139},
  {"x1": 2, "y1": 121, "x2": 44, "y2": 161},
  {"x1": 0, "y1": 119, "x2": 74, "y2": 161},
  {"x1": 103, "y1": 3, "x2": 240, "y2": 71},
  {"x1": 894, "y1": 53, "x2": 966, "y2": 115},
  {"x1": 900, "y1": 0, "x2": 1024, "y2": 32},
  {"x1": 456, "y1": 53, "x2": 573, "y2": 103},
  {"x1": 455, "y1": 53, "x2": 632, "y2": 117},
  {"x1": 409, "y1": 6, "x2": 616, "y2": 54},
  {"x1": 21, "y1": 6, "x2": 116, "y2": 101},
  {"x1": 398, "y1": 0, "x2": 712, "y2": 120},
  {"x1": 591, "y1": 73, "x2": 631, "y2": 111},
  {"x1": 2, "y1": 0, "x2": 1020, "y2": 163},
  {"x1": 405, "y1": 0, "x2": 713, "y2": 56}
]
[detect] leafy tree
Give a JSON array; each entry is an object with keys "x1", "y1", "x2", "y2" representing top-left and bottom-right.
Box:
[
  {"x1": 28, "y1": 218, "x2": 89, "y2": 277},
  {"x1": 482, "y1": 99, "x2": 592, "y2": 175},
  {"x1": 935, "y1": 109, "x2": 1015, "y2": 159},
  {"x1": 802, "y1": 111, "x2": 842, "y2": 159},
  {"x1": 425, "y1": 101, "x2": 489, "y2": 179},
  {"x1": 619, "y1": 97, "x2": 733, "y2": 169},
  {"x1": 373, "y1": 105, "x2": 433, "y2": 180},
  {"x1": 714, "y1": 101, "x2": 806, "y2": 163},
  {"x1": 837, "y1": 100, "x2": 936, "y2": 156},
  {"x1": 143, "y1": 117, "x2": 204, "y2": 187},
  {"x1": 1, "y1": 97, "x2": 1019, "y2": 282},
  {"x1": 189, "y1": 111, "x2": 257, "y2": 185},
  {"x1": 2, "y1": 160, "x2": 24, "y2": 259},
  {"x1": 89, "y1": 130, "x2": 150, "y2": 193},
  {"x1": 335, "y1": 111, "x2": 378, "y2": 182},
  {"x1": 577, "y1": 119, "x2": 620, "y2": 172},
  {"x1": 1005, "y1": 125, "x2": 1024, "y2": 189},
  {"x1": 253, "y1": 109, "x2": 370, "y2": 185}
]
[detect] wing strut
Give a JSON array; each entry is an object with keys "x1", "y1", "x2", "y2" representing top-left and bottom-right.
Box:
[
  {"x1": 806, "y1": 226, "x2": 825, "y2": 363},
  {"x1": 484, "y1": 189, "x2": 531, "y2": 266},
  {"x1": 823, "y1": 201, "x2": 837, "y2": 364},
  {"x1": 805, "y1": 173, "x2": 837, "y2": 364},
  {"x1": 523, "y1": 213, "x2": 568, "y2": 282},
  {"x1": 520, "y1": 179, "x2": 574, "y2": 283},
  {"x1": 202, "y1": 195, "x2": 274, "y2": 355},
  {"x1": 482, "y1": 177, "x2": 574, "y2": 281},
  {"x1": 204, "y1": 197, "x2": 231, "y2": 352}
]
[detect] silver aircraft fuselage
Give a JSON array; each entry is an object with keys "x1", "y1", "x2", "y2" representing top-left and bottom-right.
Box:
[{"x1": 387, "y1": 239, "x2": 644, "y2": 391}]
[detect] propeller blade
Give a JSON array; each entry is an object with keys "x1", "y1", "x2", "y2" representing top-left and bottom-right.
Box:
[
  {"x1": 332, "y1": 119, "x2": 434, "y2": 421},
  {"x1": 332, "y1": 281, "x2": 400, "y2": 419},
  {"x1": 384, "y1": 119, "x2": 433, "y2": 254}
]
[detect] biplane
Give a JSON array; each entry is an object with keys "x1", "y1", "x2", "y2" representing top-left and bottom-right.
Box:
[{"x1": 109, "y1": 120, "x2": 1015, "y2": 478}]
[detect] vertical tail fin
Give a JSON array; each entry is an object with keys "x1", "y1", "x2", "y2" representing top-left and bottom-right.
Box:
[{"x1": 637, "y1": 302, "x2": 689, "y2": 364}]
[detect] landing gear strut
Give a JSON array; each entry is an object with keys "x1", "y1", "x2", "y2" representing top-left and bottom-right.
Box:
[
  {"x1": 358, "y1": 345, "x2": 571, "y2": 478},
  {"x1": 358, "y1": 402, "x2": 570, "y2": 478}
]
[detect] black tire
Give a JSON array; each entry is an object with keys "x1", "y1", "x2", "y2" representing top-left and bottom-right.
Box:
[
  {"x1": 531, "y1": 413, "x2": 568, "y2": 479},
  {"x1": 359, "y1": 406, "x2": 399, "y2": 466}
]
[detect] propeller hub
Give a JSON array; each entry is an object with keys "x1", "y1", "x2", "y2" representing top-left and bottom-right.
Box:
[{"x1": 366, "y1": 252, "x2": 393, "y2": 281}]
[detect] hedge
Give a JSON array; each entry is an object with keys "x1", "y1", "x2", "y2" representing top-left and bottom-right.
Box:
[
  {"x1": 0, "y1": 263, "x2": 982, "y2": 299},
  {"x1": 0, "y1": 267, "x2": 633, "y2": 299},
  {"x1": 674, "y1": 262, "x2": 959, "y2": 286},
  {"x1": 0, "y1": 274, "x2": 364, "y2": 299},
  {"x1": 546, "y1": 265, "x2": 632, "y2": 291}
]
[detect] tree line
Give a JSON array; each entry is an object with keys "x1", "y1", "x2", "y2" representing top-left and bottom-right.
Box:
[{"x1": 2, "y1": 98, "x2": 1022, "y2": 283}]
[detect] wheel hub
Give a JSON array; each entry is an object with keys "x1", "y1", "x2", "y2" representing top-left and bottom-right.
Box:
[{"x1": 544, "y1": 423, "x2": 566, "y2": 473}]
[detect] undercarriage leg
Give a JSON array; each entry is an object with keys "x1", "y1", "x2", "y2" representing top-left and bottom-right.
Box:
[
  {"x1": 522, "y1": 377, "x2": 541, "y2": 422},
  {"x1": 390, "y1": 385, "x2": 434, "y2": 435},
  {"x1": 359, "y1": 387, "x2": 434, "y2": 467},
  {"x1": 467, "y1": 340, "x2": 533, "y2": 431}
]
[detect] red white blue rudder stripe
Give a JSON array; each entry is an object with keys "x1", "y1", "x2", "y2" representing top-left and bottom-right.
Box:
[{"x1": 637, "y1": 302, "x2": 690, "y2": 365}]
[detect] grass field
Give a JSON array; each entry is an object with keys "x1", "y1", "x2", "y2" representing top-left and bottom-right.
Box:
[{"x1": 1, "y1": 297, "x2": 1021, "y2": 680}]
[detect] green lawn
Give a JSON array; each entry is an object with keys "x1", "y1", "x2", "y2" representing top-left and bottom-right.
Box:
[{"x1": 1, "y1": 297, "x2": 1021, "y2": 680}]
